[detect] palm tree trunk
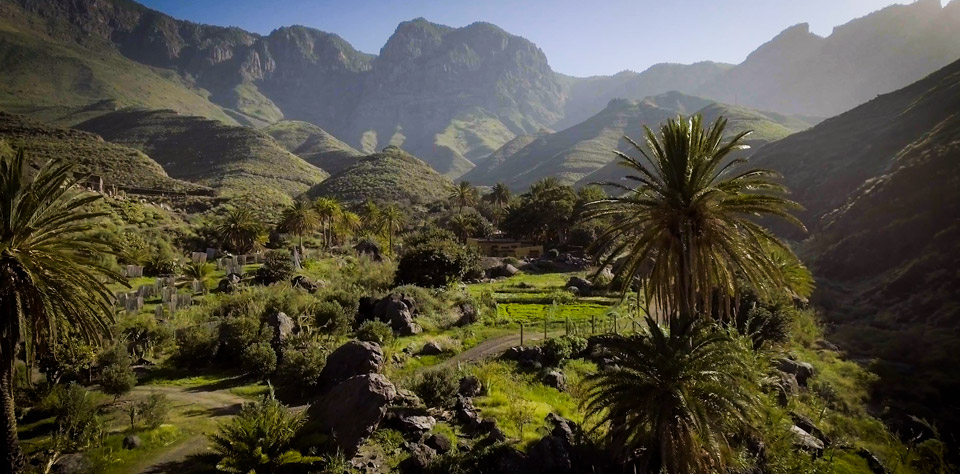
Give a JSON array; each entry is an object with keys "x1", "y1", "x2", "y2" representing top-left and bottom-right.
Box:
[{"x1": 1, "y1": 356, "x2": 25, "y2": 473}]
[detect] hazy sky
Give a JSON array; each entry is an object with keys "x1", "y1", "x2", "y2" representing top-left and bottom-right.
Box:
[{"x1": 138, "y1": 0, "x2": 943, "y2": 77}]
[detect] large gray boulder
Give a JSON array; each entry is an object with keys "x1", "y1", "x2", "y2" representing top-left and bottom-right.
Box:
[
  {"x1": 319, "y1": 340, "x2": 384, "y2": 388},
  {"x1": 50, "y1": 454, "x2": 88, "y2": 474},
  {"x1": 777, "y1": 357, "x2": 816, "y2": 387},
  {"x1": 565, "y1": 276, "x2": 592, "y2": 294},
  {"x1": 488, "y1": 264, "x2": 519, "y2": 278},
  {"x1": 790, "y1": 425, "x2": 824, "y2": 457},
  {"x1": 266, "y1": 311, "x2": 295, "y2": 346},
  {"x1": 362, "y1": 293, "x2": 422, "y2": 336},
  {"x1": 309, "y1": 374, "x2": 397, "y2": 457},
  {"x1": 526, "y1": 413, "x2": 581, "y2": 474}
]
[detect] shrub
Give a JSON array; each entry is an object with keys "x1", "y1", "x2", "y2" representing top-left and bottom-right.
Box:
[
  {"x1": 277, "y1": 341, "x2": 327, "y2": 391},
  {"x1": 255, "y1": 250, "x2": 296, "y2": 285},
  {"x1": 502, "y1": 256, "x2": 519, "y2": 266},
  {"x1": 209, "y1": 395, "x2": 316, "y2": 473},
  {"x1": 173, "y1": 323, "x2": 219, "y2": 368},
  {"x1": 218, "y1": 315, "x2": 262, "y2": 360},
  {"x1": 312, "y1": 300, "x2": 353, "y2": 336},
  {"x1": 99, "y1": 345, "x2": 136, "y2": 401},
  {"x1": 241, "y1": 340, "x2": 278, "y2": 380},
  {"x1": 411, "y1": 366, "x2": 460, "y2": 408},
  {"x1": 49, "y1": 383, "x2": 103, "y2": 451},
  {"x1": 542, "y1": 335, "x2": 588, "y2": 365},
  {"x1": 732, "y1": 300, "x2": 792, "y2": 349},
  {"x1": 138, "y1": 393, "x2": 171, "y2": 429},
  {"x1": 356, "y1": 320, "x2": 394, "y2": 346},
  {"x1": 395, "y1": 230, "x2": 482, "y2": 287}
]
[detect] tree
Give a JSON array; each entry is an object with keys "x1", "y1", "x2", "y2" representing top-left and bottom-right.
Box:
[
  {"x1": 0, "y1": 149, "x2": 119, "y2": 472},
  {"x1": 449, "y1": 181, "x2": 478, "y2": 214},
  {"x1": 448, "y1": 213, "x2": 475, "y2": 242},
  {"x1": 99, "y1": 345, "x2": 136, "y2": 401},
  {"x1": 209, "y1": 394, "x2": 317, "y2": 473},
  {"x1": 485, "y1": 182, "x2": 511, "y2": 225},
  {"x1": 179, "y1": 261, "x2": 214, "y2": 292},
  {"x1": 583, "y1": 318, "x2": 759, "y2": 473},
  {"x1": 278, "y1": 199, "x2": 318, "y2": 253},
  {"x1": 584, "y1": 115, "x2": 805, "y2": 329},
  {"x1": 312, "y1": 197, "x2": 342, "y2": 248},
  {"x1": 501, "y1": 178, "x2": 577, "y2": 245},
  {"x1": 335, "y1": 211, "x2": 362, "y2": 245},
  {"x1": 380, "y1": 204, "x2": 405, "y2": 254},
  {"x1": 217, "y1": 206, "x2": 266, "y2": 254},
  {"x1": 359, "y1": 200, "x2": 382, "y2": 235}
]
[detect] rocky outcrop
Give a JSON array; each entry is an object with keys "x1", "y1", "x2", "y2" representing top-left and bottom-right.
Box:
[
  {"x1": 309, "y1": 374, "x2": 397, "y2": 456},
  {"x1": 358, "y1": 293, "x2": 422, "y2": 336},
  {"x1": 318, "y1": 340, "x2": 384, "y2": 388},
  {"x1": 776, "y1": 357, "x2": 816, "y2": 387}
]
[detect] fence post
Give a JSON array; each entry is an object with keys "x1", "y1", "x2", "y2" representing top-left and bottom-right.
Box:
[
  {"x1": 591, "y1": 315, "x2": 596, "y2": 335},
  {"x1": 543, "y1": 318, "x2": 548, "y2": 341},
  {"x1": 520, "y1": 322, "x2": 524, "y2": 346},
  {"x1": 613, "y1": 314, "x2": 618, "y2": 334},
  {"x1": 565, "y1": 317, "x2": 570, "y2": 336}
]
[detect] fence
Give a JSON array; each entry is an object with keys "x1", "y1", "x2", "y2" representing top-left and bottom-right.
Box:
[{"x1": 516, "y1": 312, "x2": 647, "y2": 346}]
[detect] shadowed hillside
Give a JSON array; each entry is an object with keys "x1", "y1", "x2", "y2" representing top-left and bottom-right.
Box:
[
  {"x1": 0, "y1": 111, "x2": 206, "y2": 193},
  {"x1": 306, "y1": 146, "x2": 450, "y2": 205},
  {"x1": 75, "y1": 109, "x2": 327, "y2": 205},
  {"x1": 263, "y1": 120, "x2": 363, "y2": 175}
]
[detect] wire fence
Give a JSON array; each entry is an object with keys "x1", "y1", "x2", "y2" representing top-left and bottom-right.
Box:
[{"x1": 516, "y1": 311, "x2": 648, "y2": 345}]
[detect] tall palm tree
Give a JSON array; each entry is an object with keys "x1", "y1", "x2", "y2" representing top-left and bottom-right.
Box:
[
  {"x1": 217, "y1": 206, "x2": 265, "y2": 254},
  {"x1": 585, "y1": 115, "x2": 805, "y2": 328},
  {"x1": 312, "y1": 197, "x2": 342, "y2": 248},
  {"x1": 448, "y1": 213, "x2": 475, "y2": 242},
  {"x1": 0, "y1": 149, "x2": 121, "y2": 472},
  {"x1": 278, "y1": 199, "x2": 318, "y2": 253},
  {"x1": 380, "y1": 204, "x2": 404, "y2": 255},
  {"x1": 335, "y1": 211, "x2": 362, "y2": 245},
  {"x1": 449, "y1": 181, "x2": 478, "y2": 214},
  {"x1": 583, "y1": 317, "x2": 758, "y2": 473},
  {"x1": 486, "y1": 182, "x2": 511, "y2": 226},
  {"x1": 360, "y1": 200, "x2": 382, "y2": 235}
]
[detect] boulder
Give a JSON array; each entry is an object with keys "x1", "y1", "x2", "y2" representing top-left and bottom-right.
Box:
[
  {"x1": 789, "y1": 425, "x2": 824, "y2": 457},
  {"x1": 291, "y1": 275, "x2": 319, "y2": 292},
  {"x1": 50, "y1": 454, "x2": 88, "y2": 474},
  {"x1": 122, "y1": 435, "x2": 141, "y2": 449},
  {"x1": 566, "y1": 286, "x2": 580, "y2": 295},
  {"x1": 371, "y1": 293, "x2": 422, "y2": 336},
  {"x1": 399, "y1": 442, "x2": 436, "y2": 474},
  {"x1": 455, "y1": 302, "x2": 479, "y2": 326},
  {"x1": 503, "y1": 345, "x2": 544, "y2": 369},
  {"x1": 458, "y1": 375, "x2": 484, "y2": 397},
  {"x1": 777, "y1": 357, "x2": 816, "y2": 387},
  {"x1": 309, "y1": 374, "x2": 397, "y2": 457},
  {"x1": 425, "y1": 433, "x2": 452, "y2": 454},
  {"x1": 775, "y1": 372, "x2": 800, "y2": 406},
  {"x1": 542, "y1": 370, "x2": 566, "y2": 391},
  {"x1": 814, "y1": 339, "x2": 841, "y2": 352},
  {"x1": 488, "y1": 264, "x2": 519, "y2": 278},
  {"x1": 393, "y1": 389, "x2": 424, "y2": 407},
  {"x1": 395, "y1": 414, "x2": 437, "y2": 435},
  {"x1": 856, "y1": 448, "x2": 887, "y2": 474},
  {"x1": 790, "y1": 412, "x2": 829, "y2": 445},
  {"x1": 565, "y1": 277, "x2": 592, "y2": 294},
  {"x1": 355, "y1": 240, "x2": 382, "y2": 261},
  {"x1": 266, "y1": 311, "x2": 295, "y2": 346},
  {"x1": 454, "y1": 395, "x2": 482, "y2": 429},
  {"x1": 319, "y1": 340, "x2": 384, "y2": 388},
  {"x1": 419, "y1": 341, "x2": 443, "y2": 356}
]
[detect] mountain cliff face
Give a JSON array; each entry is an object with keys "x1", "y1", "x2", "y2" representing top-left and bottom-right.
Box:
[{"x1": 696, "y1": 0, "x2": 960, "y2": 116}]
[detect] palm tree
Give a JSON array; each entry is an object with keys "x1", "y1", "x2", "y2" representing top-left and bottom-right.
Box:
[
  {"x1": 486, "y1": 182, "x2": 511, "y2": 225},
  {"x1": 336, "y1": 211, "x2": 362, "y2": 245},
  {"x1": 449, "y1": 181, "x2": 478, "y2": 214},
  {"x1": 0, "y1": 149, "x2": 120, "y2": 472},
  {"x1": 582, "y1": 317, "x2": 758, "y2": 473},
  {"x1": 585, "y1": 115, "x2": 805, "y2": 328},
  {"x1": 380, "y1": 204, "x2": 404, "y2": 255},
  {"x1": 360, "y1": 200, "x2": 382, "y2": 235},
  {"x1": 217, "y1": 206, "x2": 265, "y2": 254},
  {"x1": 448, "y1": 213, "x2": 475, "y2": 242},
  {"x1": 278, "y1": 199, "x2": 318, "y2": 253},
  {"x1": 312, "y1": 197, "x2": 341, "y2": 248},
  {"x1": 178, "y1": 261, "x2": 214, "y2": 293}
]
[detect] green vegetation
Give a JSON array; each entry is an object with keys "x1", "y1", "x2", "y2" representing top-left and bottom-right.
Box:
[
  {"x1": 209, "y1": 395, "x2": 317, "y2": 473},
  {"x1": 264, "y1": 121, "x2": 363, "y2": 175},
  {"x1": 307, "y1": 146, "x2": 452, "y2": 205}
]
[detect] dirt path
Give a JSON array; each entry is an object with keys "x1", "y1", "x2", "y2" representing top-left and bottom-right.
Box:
[
  {"x1": 128, "y1": 385, "x2": 249, "y2": 474},
  {"x1": 441, "y1": 329, "x2": 565, "y2": 368}
]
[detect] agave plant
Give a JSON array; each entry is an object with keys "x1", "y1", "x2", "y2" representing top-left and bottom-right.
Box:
[
  {"x1": 0, "y1": 149, "x2": 120, "y2": 472},
  {"x1": 582, "y1": 318, "x2": 760, "y2": 473},
  {"x1": 585, "y1": 114, "x2": 806, "y2": 328}
]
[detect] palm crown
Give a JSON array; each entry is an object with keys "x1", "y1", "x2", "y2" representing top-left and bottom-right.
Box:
[
  {"x1": 0, "y1": 149, "x2": 120, "y2": 471},
  {"x1": 585, "y1": 114, "x2": 805, "y2": 325}
]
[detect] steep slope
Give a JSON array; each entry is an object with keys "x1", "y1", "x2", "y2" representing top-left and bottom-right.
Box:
[
  {"x1": 556, "y1": 61, "x2": 733, "y2": 130},
  {"x1": 748, "y1": 56, "x2": 960, "y2": 237},
  {"x1": 263, "y1": 121, "x2": 362, "y2": 175},
  {"x1": 576, "y1": 102, "x2": 816, "y2": 187},
  {"x1": 469, "y1": 92, "x2": 713, "y2": 189},
  {"x1": 461, "y1": 130, "x2": 549, "y2": 184},
  {"x1": 0, "y1": 111, "x2": 204, "y2": 192},
  {"x1": 74, "y1": 109, "x2": 327, "y2": 203},
  {"x1": 306, "y1": 146, "x2": 451, "y2": 205},
  {"x1": 696, "y1": 0, "x2": 960, "y2": 116},
  {"x1": 0, "y1": 1, "x2": 239, "y2": 126},
  {"x1": 347, "y1": 19, "x2": 566, "y2": 177}
]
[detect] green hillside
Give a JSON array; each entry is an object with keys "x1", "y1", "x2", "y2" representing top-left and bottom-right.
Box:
[
  {"x1": 460, "y1": 130, "x2": 548, "y2": 184},
  {"x1": 263, "y1": 120, "x2": 362, "y2": 175},
  {"x1": 306, "y1": 146, "x2": 451, "y2": 205},
  {"x1": 576, "y1": 100, "x2": 816, "y2": 187},
  {"x1": 0, "y1": 111, "x2": 205, "y2": 193},
  {"x1": 75, "y1": 109, "x2": 327, "y2": 205},
  {"x1": 468, "y1": 92, "x2": 713, "y2": 189},
  {"x1": 0, "y1": 3, "x2": 238, "y2": 126}
]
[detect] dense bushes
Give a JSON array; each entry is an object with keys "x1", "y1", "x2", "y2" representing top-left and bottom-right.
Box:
[
  {"x1": 355, "y1": 320, "x2": 394, "y2": 346},
  {"x1": 410, "y1": 366, "x2": 460, "y2": 408},
  {"x1": 543, "y1": 335, "x2": 587, "y2": 365},
  {"x1": 395, "y1": 229, "x2": 481, "y2": 287},
  {"x1": 255, "y1": 250, "x2": 296, "y2": 285},
  {"x1": 98, "y1": 345, "x2": 136, "y2": 400},
  {"x1": 48, "y1": 383, "x2": 104, "y2": 451},
  {"x1": 241, "y1": 339, "x2": 278, "y2": 380},
  {"x1": 209, "y1": 395, "x2": 315, "y2": 473}
]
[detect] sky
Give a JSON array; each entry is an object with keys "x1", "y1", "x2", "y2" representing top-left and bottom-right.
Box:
[{"x1": 137, "y1": 0, "x2": 941, "y2": 77}]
